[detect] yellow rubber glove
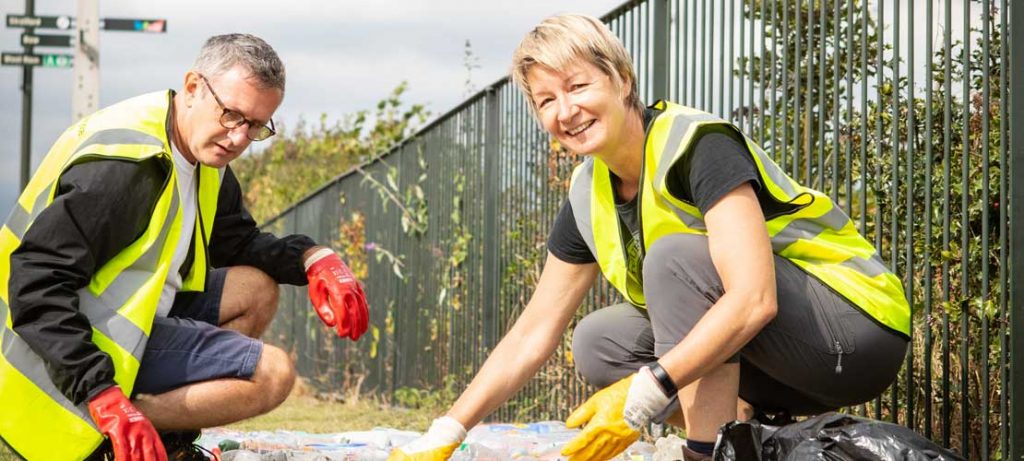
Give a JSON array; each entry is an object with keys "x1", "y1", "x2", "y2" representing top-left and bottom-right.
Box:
[
  {"x1": 561, "y1": 375, "x2": 641, "y2": 461},
  {"x1": 386, "y1": 443, "x2": 459, "y2": 461},
  {"x1": 388, "y1": 416, "x2": 466, "y2": 461}
]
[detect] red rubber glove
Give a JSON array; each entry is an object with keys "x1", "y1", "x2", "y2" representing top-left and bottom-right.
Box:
[
  {"x1": 305, "y1": 248, "x2": 369, "y2": 340},
  {"x1": 87, "y1": 385, "x2": 167, "y2": 461}
]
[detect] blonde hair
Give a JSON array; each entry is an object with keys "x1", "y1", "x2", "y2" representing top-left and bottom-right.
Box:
[{"x1": 511, "y1": 14, "x2": 643, "y2": 114}]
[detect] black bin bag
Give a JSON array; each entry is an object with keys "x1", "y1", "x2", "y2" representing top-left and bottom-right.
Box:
[{"x1": 714, "y1": 412, "x2": 965, "y2": 460}]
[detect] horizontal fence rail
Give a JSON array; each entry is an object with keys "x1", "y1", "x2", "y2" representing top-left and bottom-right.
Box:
[{"x1": 261, "y1": 0, "x2": 1019, "y2": 457}]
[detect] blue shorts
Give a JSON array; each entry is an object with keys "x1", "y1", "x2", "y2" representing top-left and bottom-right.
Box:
[{"x1": 132, "y1": 268, "x2": 264, "y2": 396}]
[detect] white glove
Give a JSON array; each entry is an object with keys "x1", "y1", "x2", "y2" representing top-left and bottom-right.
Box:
[
  {"x1": 401, "y1": 416, "x2": 467, "y2": 452},
  {"x1": 622, "y1": 366, "x2": 674, "y2": 430}
]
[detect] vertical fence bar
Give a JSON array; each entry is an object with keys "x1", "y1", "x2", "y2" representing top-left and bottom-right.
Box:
[
  {"x1": 832, "y1": 0, "x2": 841, "y2": 203},
  {"x1": 997, "y1": 0, "x2": 1009, "y2": 455},
  {"x1": 738, "y1": 0, "x2": 745, "y2": 130},
  {"x1": 924, "y1": 0, "x2": 935, "y2": 440},
  {"x1": 843, "y1": 0, "x2": 852, "y2": 216},
  {"x1": 749, "y1": 0, "x2": 756, "y2": 135},
  {"x1": 873, "y1": 0, "x2": 885, "y2": 421},
  {"x1": 693, "y1": 0, "x2": 700, "y2": 106},
  {"x1": 981, "y1": 0, "x2": 992, "y2": 457},
  {"x1": 727, "y1": 0, "x2": 734, "y2": 121},
  {"x1": 794, "y1": 0, "x2": 803, "y2": 180},
  {"x1": 1009, "y1": 0, "x2": 1024, "y2": 456},
  {"x1": 653, "y1": 0, "x2": 669, "y2": 101},
  {"x1": 960, "y1": 0, "x2": 972, "y2": 453},
  {"x1": 780, "y1": 0, "x2": 789, "y2": 173},
  {"x1": 817, "y1": 0, "x2": 826, "y2": 191},
  {"x1": 758, "y1": 0, "x2": 766, "y2": 141},
  {"x1": 707, "y1": 0, "x2": 715, "y2": 112},
  {"x1": 805, "y1": 0, "x2": 815, "y2": 184},
  {"x1": 904, "y1": 0, "x2": 916, "y2": 432},
  {"x1": 678, "y1": 0, "x2": 686, "y2": 104},
  {"x1": 858, "y1": 0, "x2": 867, "y2": 233},
  {"x1": 889, "y1": 0, "x2": 902, "y2": 425},
  {"x1": 942, "y1": 0, "x2": 953, "y2": 445},
  {"x1": 717, "y1": 0, "x2": 725, "y2": 117},
  {"x1": 768, "y1": 0, "x2": 777, "y2": 157}
]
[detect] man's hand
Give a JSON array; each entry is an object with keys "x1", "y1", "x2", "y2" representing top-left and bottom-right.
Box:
[
  {"x1": 561, "y1": 368, "x2": 672, "y2": 461},
  {"x1": 87, "y1": 386, "x2": 167, "y2": 461},
  {"x1": 305, "y1": 248, "x2": 369, "y2": 340},
  {"x1": 388, "y1": 416, "x2": 466, "y2": 461}
]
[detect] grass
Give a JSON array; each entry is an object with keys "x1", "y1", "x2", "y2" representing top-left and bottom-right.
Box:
[
  {"x1": 223, "y1": 381, "x2": 441, "y2": 433},
  {"x1": 0, "y1": 379, "x2": 441, "y2": 460}
]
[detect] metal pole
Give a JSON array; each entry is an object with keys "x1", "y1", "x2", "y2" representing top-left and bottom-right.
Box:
[
  {"x1": 652, "y1": 0, "x2": 669, "y2": 102},
  {"x1": 20, "y1": 0, "x2": 35, "y2": 190},
  {"x1": 1009, "y1": 0, "x2": 1024, "y2": 456},
  {"x1": 73, "y1": 0, "x2": 100, "y2": 122}
]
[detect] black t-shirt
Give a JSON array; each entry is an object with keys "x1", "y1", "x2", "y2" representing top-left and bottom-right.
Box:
[{"x1": 548, "y1": 109, "x2": 760, "y2": 265}]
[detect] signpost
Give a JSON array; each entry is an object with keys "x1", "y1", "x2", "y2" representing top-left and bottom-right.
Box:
[
  {"x1": 21, "y1": 33, "x2": 72, "y2": 48},
  {"x1": 102, "y1": 18, "x2": 167, "y2": 33},
  {"x1": 5, "y1": 5, "x2": 166, "y2": 189},
  {"x1": 72, "y1": 0, "x2": 98, "y2": 121},
  {"x1": 2, "y1": 52, "x2": 72, "y2": 67},
  {"x1": 6, "y1": 14, "x2": 73, "y2": 30}
]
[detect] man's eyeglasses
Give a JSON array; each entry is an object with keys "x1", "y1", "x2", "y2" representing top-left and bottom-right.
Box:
[{"x1": 198, "y1": 74, "x2": 276, "y2": 142}]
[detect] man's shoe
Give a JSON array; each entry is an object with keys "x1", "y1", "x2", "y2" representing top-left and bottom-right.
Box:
[{"x1": 162, "y1": 430, "x2": 213, "y2": 461}]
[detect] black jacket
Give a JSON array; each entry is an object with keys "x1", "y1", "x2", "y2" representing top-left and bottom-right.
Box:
[{"x1": 8, "y1": 157, "x2": 315, "y2": 405}]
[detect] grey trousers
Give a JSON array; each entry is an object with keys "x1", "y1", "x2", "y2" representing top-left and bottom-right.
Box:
[{"x1": 571, "y1": 233, "x2": 908, "y2": 415}]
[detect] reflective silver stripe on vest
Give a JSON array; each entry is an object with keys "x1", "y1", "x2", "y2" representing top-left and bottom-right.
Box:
[
  {"x1": 568, "y1": 160, "x2": 598, "y2": 255},
  {"x1": 3, "y1": 181, "x2": 57, "y2": 240},
  {"x1": 3, "y1": 204, "x2": 30, "y2": 241},
  {"x1": 836, "y1": 253, "x2": 890, "y2": 278},
  {"x1": 652, "y1": 106, "x2": 800, "y2": 201},
  {"x1": 664, "y1": 200, "x2": 707, "y2": 231},
  {"x1": 0, "y1": 298, "x2": 94, "y2": 426},
  {"x1": 72, "y1": 128, "x2": 164, "y2": 156},
  {"x1": 770, "y1": 206, "x2": 888, "y2": 277},
  {"x1": 79, "y1": 188, "x2": 179, "y2": 362},
  {"x1": 4, "y1": 129, "x2": 164, "y2": 242},
  {"x1": 652, "y1": 112, "x2": 719, "y2": 188},
  {"x1": 746, "y1": 142, "x2": 799, "y2": 199},
  {"x1": 771, "y1": 206, "x2": 849, "y2": 249}
]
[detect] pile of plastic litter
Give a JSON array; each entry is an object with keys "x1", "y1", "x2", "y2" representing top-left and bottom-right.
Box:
[{"x1": 199, "y1": 421, "x2": 660, "y2": 460}]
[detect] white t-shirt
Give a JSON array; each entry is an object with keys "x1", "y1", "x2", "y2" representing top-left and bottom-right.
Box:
[{"x1": 154, "y1": 144, "x2": 198, "y2": 317}]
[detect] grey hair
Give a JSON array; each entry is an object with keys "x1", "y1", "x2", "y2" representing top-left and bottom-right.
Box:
[{"x1": 192, "y1": 33, "x2": 285, "y2": 91}]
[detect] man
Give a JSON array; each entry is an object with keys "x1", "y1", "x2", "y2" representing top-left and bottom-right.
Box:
[{"x1": 0, "y1": 34, "x2": 368, "y2": 461}]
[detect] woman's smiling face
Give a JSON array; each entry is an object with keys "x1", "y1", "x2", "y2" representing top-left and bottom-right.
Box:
[{"x1": 527, "y1": 59, "x2": 632, "y2": 157}]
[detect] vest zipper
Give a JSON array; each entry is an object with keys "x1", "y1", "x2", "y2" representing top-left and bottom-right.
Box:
[
  {"x1": 195, "y1": 170, "x2": 211, "y2": 273},
  {"x1": 834, "y1": 340, "x2": 844, "y2": 374}
]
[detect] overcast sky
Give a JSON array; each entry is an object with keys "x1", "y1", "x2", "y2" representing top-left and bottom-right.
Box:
[{"x1": 0, "y1": 0, "x2": 623, "y2": 219}]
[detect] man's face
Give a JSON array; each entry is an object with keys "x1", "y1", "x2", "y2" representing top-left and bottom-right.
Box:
[{"x1": 179, "y1": 65, "x2": 283, "y2": 167}]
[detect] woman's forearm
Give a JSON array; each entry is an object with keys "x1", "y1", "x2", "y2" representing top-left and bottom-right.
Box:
[
  {"x1": 447, "y1": 323, "x2": 562, "y2": 428},
  {"x1": 657, "y1": 289, "x2": 776, "y2": 390}
]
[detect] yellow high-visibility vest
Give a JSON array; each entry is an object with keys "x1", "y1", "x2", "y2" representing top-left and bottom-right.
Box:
[
  {"x1": 0, "y1": 91, "x2": 221, "y2": 460},
  {"x1": 568, "y1": 101, "x2": 910, "y2": 337}
]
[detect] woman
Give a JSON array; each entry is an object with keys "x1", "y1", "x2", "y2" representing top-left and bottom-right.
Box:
[{"x1": 389, "y1": 14, "x2": 909, "y2": 461}]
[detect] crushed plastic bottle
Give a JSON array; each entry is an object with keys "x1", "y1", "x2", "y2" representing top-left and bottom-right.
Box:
[{"x1": 198, "y1": 422, "x2": 655, "y2": 460}]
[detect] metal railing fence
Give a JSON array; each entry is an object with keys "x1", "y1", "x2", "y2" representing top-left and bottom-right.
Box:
[{"x1": 261, "y1": 0, "x2": 1022, "y2": 458}]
